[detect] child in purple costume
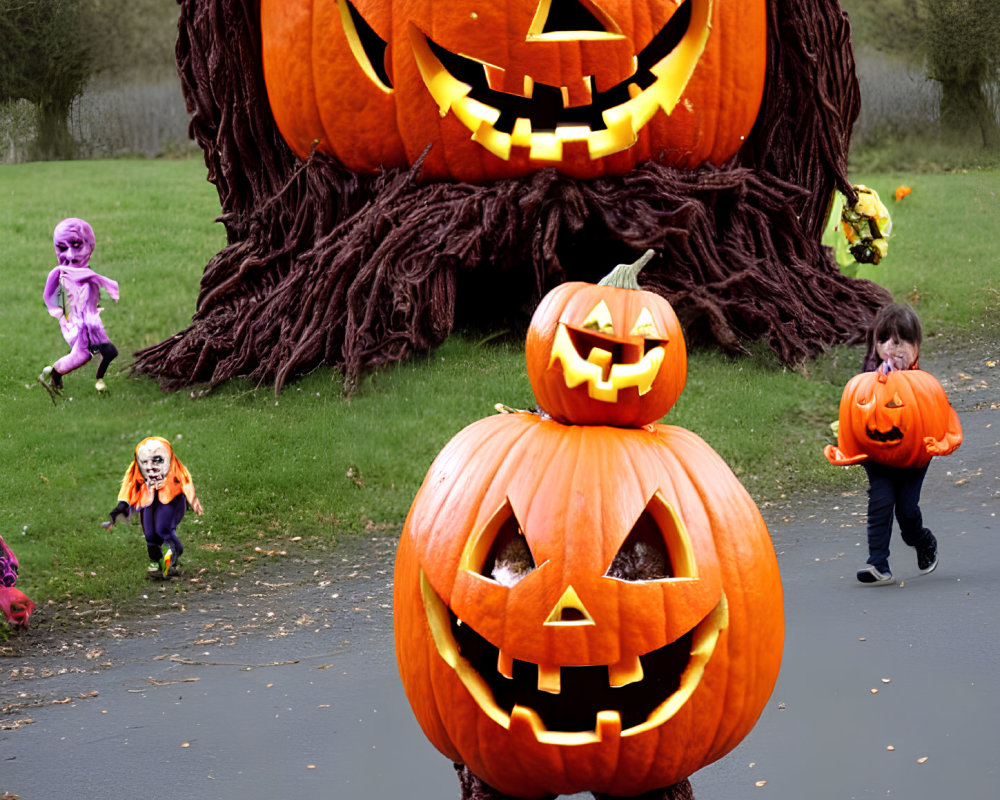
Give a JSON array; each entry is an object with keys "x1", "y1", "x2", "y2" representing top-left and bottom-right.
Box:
[
  {"x1": 40, "y1": 218, "x2": 119, "y2": 394},
  {"x1": 0, "y1": 534, "x2": 20, "y2": 588}
]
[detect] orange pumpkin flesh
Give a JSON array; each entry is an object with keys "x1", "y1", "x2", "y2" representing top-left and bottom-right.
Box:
[
  {"x1": 525, "y1": 263, "x2": 686, "y2": 427},
  {"x1": 394, "y1": 412, "x2": 783, "y2": 797},
  {"x1": 826, "y1": 369, "x2": 963, "y2": 469},
  {"x1": 261, "y1": 0, "x2": 767, "y2": 182}
]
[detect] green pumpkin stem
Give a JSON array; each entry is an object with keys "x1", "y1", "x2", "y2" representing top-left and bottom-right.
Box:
[{"x1": 597, "y1": 249, "x2": 655, "y2": 289}]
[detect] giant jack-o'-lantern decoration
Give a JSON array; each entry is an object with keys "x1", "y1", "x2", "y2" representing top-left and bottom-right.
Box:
[
  {"x1": 824, "y1": 369, "x2": 962, "y2": 470},
  {"x1": 261, "y1": 0, "x2": 767, "y2": 182},
  {"x1": 134, "y1": 0, "x2": 888, "y2": 400},
  {"x1": 395, "y1": 412, "x2": 783, "y2": 798},
  {"x1": 526, "y1": 250, "x2": 686, "y2": 427}
]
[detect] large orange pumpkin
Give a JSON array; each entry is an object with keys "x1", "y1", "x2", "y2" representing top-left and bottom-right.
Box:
[
  {"x1": 525, "y1": 250, "x2": 686, "y2": 427},
  {"x1": 394, "y1": 411, "x2": 783, "y2": 798},
  {"x1": 260, "y1": 0, "x2": 767, "y2": 182},
  {"x1": 824, "y1": 369, "x2": 962, "y2": 470}
]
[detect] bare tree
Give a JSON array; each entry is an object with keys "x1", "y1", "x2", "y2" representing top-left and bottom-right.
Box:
[
  {"x1": 844, "y1": 0, "x2": 1000, "y2": 149},
  {"x1": 0, "y1": 0, "x2": 97, "y2": 159}
]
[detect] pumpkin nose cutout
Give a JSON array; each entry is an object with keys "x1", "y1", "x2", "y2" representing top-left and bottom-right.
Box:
[
  {"x1": 545, "y1": 585, "x2": 595, "y2": 626},
  {"x1": 529, "y1": 0, "x2": 623, "y2": 41}
]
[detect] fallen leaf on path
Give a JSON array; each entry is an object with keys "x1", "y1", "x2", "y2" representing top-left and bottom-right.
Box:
[{"x1": 147, "y1": 677, "x2": 201, "y2": 686}]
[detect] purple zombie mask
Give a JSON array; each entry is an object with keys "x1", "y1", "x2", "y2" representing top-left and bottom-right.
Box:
[{"x1": 53, "y1": 218, "x2": 96, "y2": 268}]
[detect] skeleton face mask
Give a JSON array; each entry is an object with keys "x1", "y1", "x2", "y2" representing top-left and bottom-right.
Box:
[
  {"x1": 53, "y1": 218, "x2": 95, "y2": 268},
  {"x1": 136, "y1": 439, "x2": 172, "y2": 489}
]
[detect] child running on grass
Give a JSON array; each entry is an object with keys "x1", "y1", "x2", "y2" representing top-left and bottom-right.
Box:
[
  {"x1": 103, "y1": 437, "x2": 204, "y2": 578},
  {"x1": 825, "y1": 303, "x2": 962, "y2": 584},
  {"x1": 39, "y1": 218, "x2": 119, "y2": 399}
]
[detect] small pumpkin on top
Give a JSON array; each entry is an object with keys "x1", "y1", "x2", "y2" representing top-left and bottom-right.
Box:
[{"x1": 525, "y1": 250, "x2": 686, "y2": 428}]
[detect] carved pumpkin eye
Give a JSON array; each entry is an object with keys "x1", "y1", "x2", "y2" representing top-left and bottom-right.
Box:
[
  {"x1": 885, "y1": 392, "x2": 905, "y2": 409},
  {"x1": 606, "y1": 494, "x2": 696, "y2": 582},
  {"x1": 629, "y1": 307, "x2": 663, "y2": 340},
  {"x1": 528, "y1": 0, "x2": 623, "y2": 41},
  {"x1": 341, "y1": 0, "x2": 392, "y2": 91},
  {"x1": 477, "y1": 501, "x2": 537, "y2": 587},
  {"x1": 581, "y1": 300, "x2": 615, "y2": 334}
]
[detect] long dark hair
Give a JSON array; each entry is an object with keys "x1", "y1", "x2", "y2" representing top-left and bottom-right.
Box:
[{"x1": 862, "y1": 303, "x2": 923, "y2": 372}]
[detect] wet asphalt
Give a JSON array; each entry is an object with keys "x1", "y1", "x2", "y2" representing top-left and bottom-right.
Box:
[{"x1": 2, "y1": 406, "x2": 998, "y2": 800}]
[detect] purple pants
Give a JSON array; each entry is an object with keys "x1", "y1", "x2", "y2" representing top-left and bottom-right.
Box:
[{"x1": 141, "y1": 494, "x2": 186, "y2": 563}]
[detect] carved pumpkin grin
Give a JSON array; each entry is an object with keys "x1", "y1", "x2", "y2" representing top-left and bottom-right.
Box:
[
  {"x1": 420, "y1": 571, "x2": 728, "y2": 743},
  {"x1": 549, "y1": 321, "x2": 667, "y2": 403},
  {"x1": 408, "y1": 0, "x2": 709, "y2": 162},
  {"x1": 866, "y1": 425, "x2": 904, "y2": 444},
  {"x1": 262, "y1": 0, "x2": 766, "y2": 181}
]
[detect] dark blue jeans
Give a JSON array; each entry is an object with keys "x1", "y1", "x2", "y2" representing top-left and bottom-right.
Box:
[
  {"x1": 140, "y1": 494, "x2": 187, "y2": 563},
  {"x1": 863, "y1": 461, "x2": 933, "y2": 572}
]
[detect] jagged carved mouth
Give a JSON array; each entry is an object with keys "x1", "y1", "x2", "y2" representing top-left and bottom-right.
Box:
[
  {"x1": 550, "y1": 323, "x2": 667, "y2": 402},
  {"x1": 420, "y1": 571, "x2": 728, "y2": 744},
  {"x1": 338, "y1": 0, "x2": 711, "y2": 162},
  {"x1": 866, "y1": 426, "x2": 904, "y2": 443}
]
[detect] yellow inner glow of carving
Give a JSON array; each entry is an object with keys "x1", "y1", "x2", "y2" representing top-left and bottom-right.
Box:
[
  {"x1": 644, "y1": 490, "x2": 698, "y2": 580},
  {"x1": 338, "y1": 0, "x2": 392, "y2": 93},
  {"x1": 544, "y1": 585, "x2": 596, "y2": 626},
  {"x1": 407, "y1": 0, "x2": 712, "y2": 162},
  {"x1": 419, "y1": 570, "x2": 729, "y2": 745},
  {"x1": 548, "y1": 323, "x2": 665, "y2": 402},
  {"x1": 582, "y1": 300, "x2": 615, "y2": 334}
]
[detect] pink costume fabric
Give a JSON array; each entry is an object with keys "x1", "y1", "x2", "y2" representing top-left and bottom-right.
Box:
[
  {"x1": 0, "y1": 534, "x2": 19, "y2": 587},
  {"x1": 0, "y1": 534, "x2": 34, "y2": 629},
  {"x1": 43, "y1": 218, "x2": 119, "y2": 375}
]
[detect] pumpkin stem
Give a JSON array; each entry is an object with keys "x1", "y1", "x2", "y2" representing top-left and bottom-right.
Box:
[{"x1": 598, "y1": 249, "x2": 655, "y2": 289}]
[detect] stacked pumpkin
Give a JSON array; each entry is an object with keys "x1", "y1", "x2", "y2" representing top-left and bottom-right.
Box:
[{"x1": 394, "y1": 252, "x2": 784, "y2": 798}]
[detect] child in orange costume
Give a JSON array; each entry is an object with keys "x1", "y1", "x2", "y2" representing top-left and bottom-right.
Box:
[
  {"x1": 104, "y1": 437, "x2": 204, "y2": 577},
  {"x1": 825, "y1": 304, "x2": 961, "y2": 584}
]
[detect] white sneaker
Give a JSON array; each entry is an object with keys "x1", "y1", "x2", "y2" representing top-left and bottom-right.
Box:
[{"x1": 857, "y1": 565, "x2": 893, "y2": 584}]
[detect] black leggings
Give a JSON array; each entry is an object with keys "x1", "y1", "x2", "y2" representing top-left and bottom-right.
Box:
[{"x1": 90, "y1": 342, "x2": 119, "y2": 379}]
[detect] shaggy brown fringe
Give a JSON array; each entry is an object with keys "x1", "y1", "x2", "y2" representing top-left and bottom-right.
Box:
[{"x1": 133, "y1": 0, "x2": 889, "y2": 394}]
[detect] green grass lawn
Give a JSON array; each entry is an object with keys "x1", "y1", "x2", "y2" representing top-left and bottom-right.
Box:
[{"x1": 1, "y1": 159, "x2": 997, "y2": 626}]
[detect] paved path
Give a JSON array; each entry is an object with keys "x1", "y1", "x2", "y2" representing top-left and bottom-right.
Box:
[{"x1": 2, "y1": 408, "x2": 998, "y2": 800}]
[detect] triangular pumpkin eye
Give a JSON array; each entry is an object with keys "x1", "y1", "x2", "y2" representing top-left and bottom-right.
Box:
[
  {"x1": 885, "y1": 392, "x2": 905, "y2": 409},
  {"x1": 471, "y1": 500, "x2": 537, "y2": 587},
  {"x1": 528, "y1": 0, "x2": 624, "y2": 41},
  {"x1": 581, "y1": 300, "x2": 615, "y2": 334},
  {"x1": 629, "y1": 307, "x2": 663, "y2": 339},
  {"x1": 605, "y1": 493, "x2": 696, "y2": 582}
]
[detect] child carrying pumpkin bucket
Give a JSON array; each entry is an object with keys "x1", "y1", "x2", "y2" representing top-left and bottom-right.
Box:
[
  {"x1": 824, "y1": 304, "x2": 962, "y2": 584},
  {"x1": 102, "y1": 437, "x2": 204, "y2": 578}
]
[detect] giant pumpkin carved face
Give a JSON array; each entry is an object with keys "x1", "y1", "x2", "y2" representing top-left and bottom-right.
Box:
[
  {"x1": 394, "y1": 413, "x2": 783, "y2": 797},
  {"x1": 525, "y1": 257, "x2": 686, "y2": 426},
  {"x1": 261, "y1": 0, "x2": 767, "y2": 182},
  {"x1": 833, "y1": 369, "x2": 960, "y2": 469}
]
